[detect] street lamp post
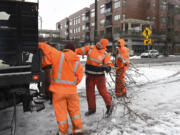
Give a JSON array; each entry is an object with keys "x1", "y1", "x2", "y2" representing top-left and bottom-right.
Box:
[{"x1": 94, "y1": 0, "x2": 98, "y2": 44}]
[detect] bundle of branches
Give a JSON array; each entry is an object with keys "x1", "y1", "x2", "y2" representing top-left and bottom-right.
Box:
[{"x1": 91, "y1": 62, "x2": 151, "y2": 134}]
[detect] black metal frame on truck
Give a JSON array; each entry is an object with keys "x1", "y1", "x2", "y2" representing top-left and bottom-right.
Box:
[{"x1": 0, "y1": 0, "x2": 45, "y2": 112}]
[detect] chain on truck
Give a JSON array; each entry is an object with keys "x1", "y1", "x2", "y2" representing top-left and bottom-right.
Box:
[{"x1": 0, "y1": 0, "x2": 46, "y2": 134}]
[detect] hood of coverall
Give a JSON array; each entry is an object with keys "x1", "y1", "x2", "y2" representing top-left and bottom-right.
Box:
[
  {"x1": 118, "y1": 39, "x2": 125, "y2": 48},
  {"x1": 96, "y1": 38, "x2": 109, "y2": 49}
]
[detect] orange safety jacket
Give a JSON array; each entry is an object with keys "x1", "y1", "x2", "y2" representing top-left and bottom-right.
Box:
[
  {"x1": 76, "y1": 45, "x2": 113, "y2": 75},
  {"x1": 116, "y1": 39, "x2": 130, "y2": 69},
  {"x1": 39, "y1": 42, "x2": 84, "y2": 94}
]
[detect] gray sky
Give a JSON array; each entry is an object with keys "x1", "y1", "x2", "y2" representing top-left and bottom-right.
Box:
[{"x1": 39, "y1": 0, "x2": 93, "y2": 30}]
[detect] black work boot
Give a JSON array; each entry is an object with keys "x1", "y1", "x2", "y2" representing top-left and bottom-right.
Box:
[
  {"x1": 105, "y1": 105, "x2": 114, "y2": 118},
  {"x1": 85, "y1": 110, "x2": 96, "y2": 116}
]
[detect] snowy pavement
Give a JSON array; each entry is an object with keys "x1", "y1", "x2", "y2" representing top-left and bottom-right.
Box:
[{"x1": 1, "y1": 61, "x2": 180, "y2": 135}]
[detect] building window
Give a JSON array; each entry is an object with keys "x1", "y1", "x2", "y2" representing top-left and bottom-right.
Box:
[
  {"x1": 69, "y1": 20, "x2": 72, "y2": 26},
  {"x1": 153, "y1": 2, "x2": 156, "y2": 8},
  {"x1": 100, "y1": 30, "x2": 104, "y2": 35},
  {"x1": 114, "y1": 14, "x2": 120, "y2": 21},
  {"x1": 122, "y1": 14, "x2": 126, "y2": 20},
  {"x1": 70, "y1": 29, "x2": 72, "y2": 33},
  {"x1": 153, "y1": 16, "x2": 156, "y2": 22},
  {"x1": 100, "y1": 4, "x2": 105, "y2": 14},
  {"x1": 161, "y1": 0, "x2": 167, "y2": 4},
  {"x1": 82, "y1": 34, "x2": 85, "y2": 40},
  {"x1": 73, "y1": 18, "x2": 76, "y2": 25},
  {"x1": 100, "y1": 19, "x2": 105, "y2": 25},
  {"x1": 146, "y1": 16, "x2": 150, "y2": 20},
  {"x1": 123, "y1": 0, "x2": 126, "y2": 8},
  {"x1": 161, "y1": 4, "x2": 167, "y2": 11},
  {"x1": 78, "y1": 16, "x2": 81, "y2": 24},
  {"x1": 161, "y1": 17, "x2": 166, "y2": 23},
  {"x1": 146, "y1": 3, "x2": 150, "y2": 10},
  {"x1": 91, "y1": 9, "x2": 95, "y2": 18},
  {"x1": 114, "y1": 27, "x2": 120, "y2": 33},
  {"x1": 91, "y1": 22, "x2": 95, "y2": 27},
  {"x1": 114, "y1": 0, "x2": 120, "y2": 9},
  {"x1": 82, "y1": 14, "x2": 85, "y2": 21},
  {"x1": 82, "y1": 25, "x2": 85, "y2": 30}
]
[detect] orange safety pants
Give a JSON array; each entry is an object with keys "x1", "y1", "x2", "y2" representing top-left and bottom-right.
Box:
[
  {"x1": 115, "y1": 67, "x2": 127, "y2": 96},
  {"x1": 53, "y1": 93, "x2": 84, "y2": 135},
  {"x1": 86, "y1": 74, "x2": 112, "y2": 111}
]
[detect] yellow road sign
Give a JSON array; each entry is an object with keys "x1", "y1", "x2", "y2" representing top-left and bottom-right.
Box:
[
  {"x1": 144, "y1": 38, "x2": 152, "y2": 45},
  {"x1": 142, "y1": 27, "x2": 152, "y2": 38}
]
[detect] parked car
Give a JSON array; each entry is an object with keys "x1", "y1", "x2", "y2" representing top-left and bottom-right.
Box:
[{"x1": 141, "y1": 49, "x2": 159, "y2": 58}]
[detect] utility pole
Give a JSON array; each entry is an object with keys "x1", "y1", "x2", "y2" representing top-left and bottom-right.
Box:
[{"x1": 94, "y1": 0, "x2": 98, "y2": 44}]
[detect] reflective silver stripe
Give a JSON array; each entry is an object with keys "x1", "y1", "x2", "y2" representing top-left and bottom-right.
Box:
[
  {"x1": 86, "y1": 70, "x2": 104, "y2": 75},
  {"x1": 73, "y1": 61, "x2": 79, "y2": 75},
  {"x1": 53, "y1": 52, "x2": 78, "y2": 85},
  {"x1": 52, "y1": 79, "x2": 77, "y2": 84},
  {"x1": 74, "y1": 128, "x2": 84, "y2": 134},
  {"x1": 117, "y1": 55, "x2": 129, "y2": 63},
  {"x1": 71, "y1": 114, "x2": 81, "y2": 119},
  {"x1": 88, "y1": 45, "x2": 94, "y2": 57},
  {"x1": 87, "y1": 45, "x2": 107, "y2": 64},
  {"x1": 81, "y1": 48, "x2": 86, "y2": 55},
  {"x1": 87, "y1": 57, "x2": 103, "y2": 64},
  {"x1": 102, "y1": 51, "x2": 108, "y2": 64},
  {"x1": 57, "y1": 120, "x2": 68, "y2": 125},
  {"x1": 57, "y1": 53, "x2": 65, "y2": 79},
  {"x1": 42, "y1": 55, "x2": 47, "y2": 58}
]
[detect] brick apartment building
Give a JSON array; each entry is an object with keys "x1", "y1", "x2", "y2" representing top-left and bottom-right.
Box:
[{"x1": 57, "y1": 0, "x2": 180, "y2": 55}]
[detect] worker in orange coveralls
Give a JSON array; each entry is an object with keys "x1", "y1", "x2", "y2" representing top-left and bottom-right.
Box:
[
  {"x1": 115, "y1": 39, "x2": 130, "y2": 97},
  {"x1": 39, "y1": 42, "x2": 84, "y2": 135},
  {"x1": 76, "y1": 39, "x2": 114, "y2": 117}
]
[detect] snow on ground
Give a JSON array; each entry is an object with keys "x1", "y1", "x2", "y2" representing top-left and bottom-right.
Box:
[{"x1": 1, "y1": 61, "x2": 180, "y2": 135}]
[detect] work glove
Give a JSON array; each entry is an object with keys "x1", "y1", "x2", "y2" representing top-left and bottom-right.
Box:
[{"x1": 104, "y1": 66, "x2": 111, "y2": 73}]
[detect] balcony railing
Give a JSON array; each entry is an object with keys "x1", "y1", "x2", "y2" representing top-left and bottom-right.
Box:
[
  {"x1": 105, "y1": 33, "x2": 112, "y2": 39},
  {"x1": 105, "y1": 8, "x2": 112, "y2": 16},
  {"x1": 85, "y1": 27, "x2": 90, "y2": 32},
  {"x1": 84, "y1": 18, "x2": 90, "y2": 23},
  {"x1": 105, "y1": 21, "x2": 112, "y2": 28}
]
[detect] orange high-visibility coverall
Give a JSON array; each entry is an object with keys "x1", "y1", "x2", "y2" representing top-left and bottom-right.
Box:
[
  {"x1": 76, "y1": 39, "x2": 113, "y2": 112},
  {"x1": 39, "y1": 42, "x2": 84, "y2": 135},
  {"x1": 115, "y1": 39, "x2": 130, "y2": 96}
]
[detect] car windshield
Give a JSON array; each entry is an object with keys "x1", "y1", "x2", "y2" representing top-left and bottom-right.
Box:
[{"x1": 150, "y1": 50, "x2": 158, "y2": 53}]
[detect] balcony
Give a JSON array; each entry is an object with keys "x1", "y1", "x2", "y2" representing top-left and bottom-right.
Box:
[
  {"x1": 105, "y1": 0, "x2": 112, "y2": 4},
  {"x1": 84, "y1": 17, "x2": 90, "y2": 23},
  {"x1": 105, "y1": 21, "x2": 112, "y2": 28},
  {"x1": 66, "y1": 20, "x2": 69, "y2": 25},
  {"x1": 85, "y1": 35, "x2": 90, "y2": 41},
  {"x1": 105, "y1": 8, "x2": 112, "y2": 16},
  {"x1": 105, "y1": 33, "x2": 112, "y2": 39},
  {"x1": 84, "y1": 27, "x2": 90, "y2": 32}
]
